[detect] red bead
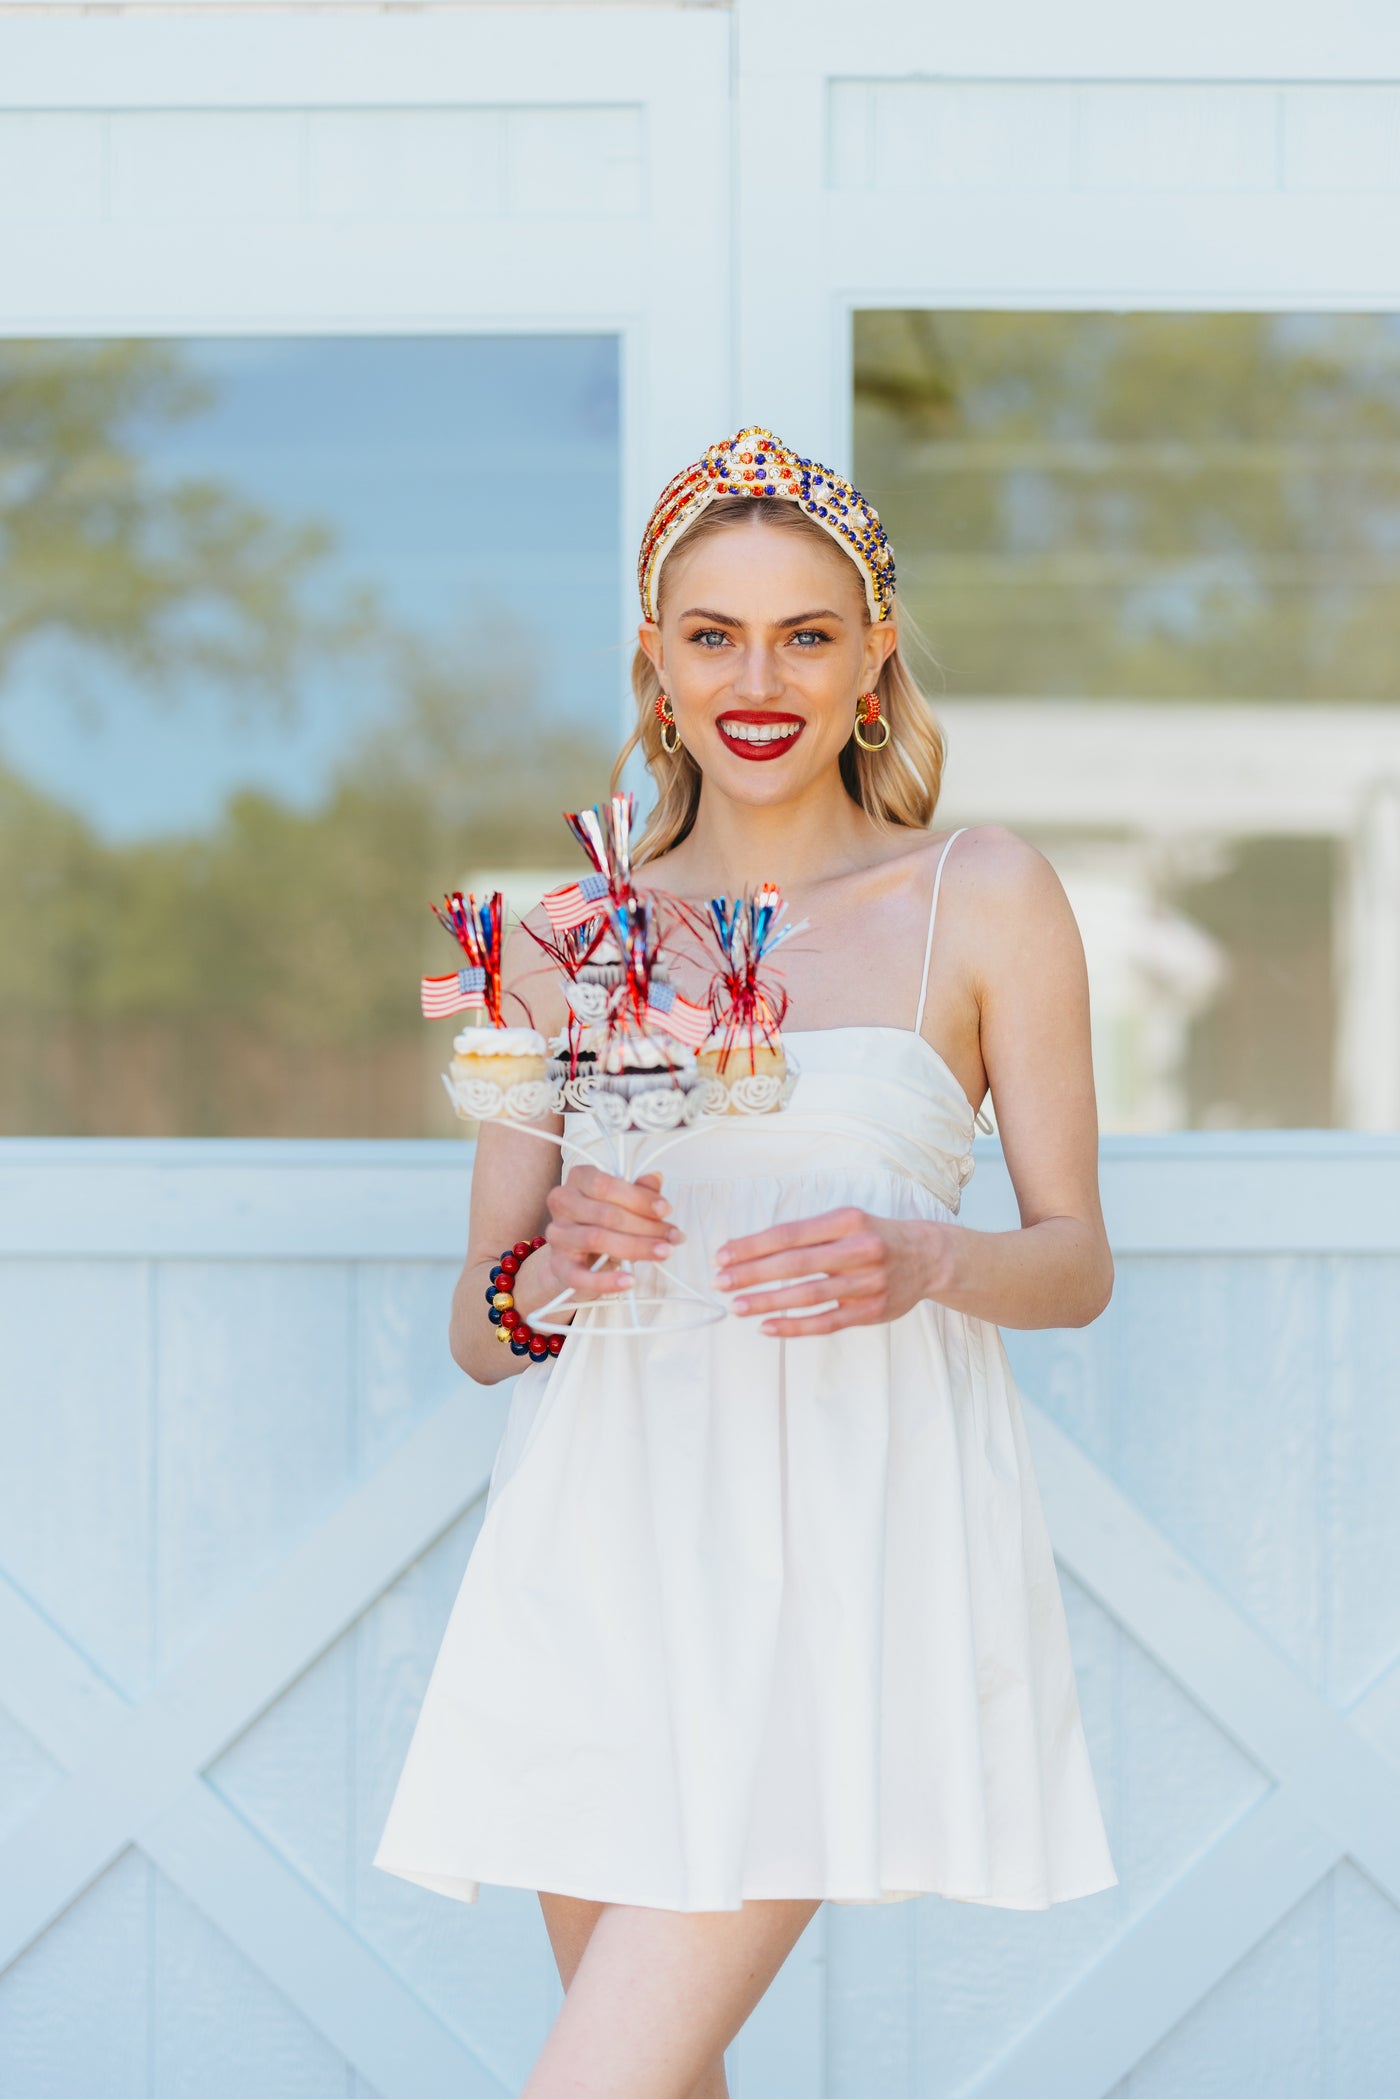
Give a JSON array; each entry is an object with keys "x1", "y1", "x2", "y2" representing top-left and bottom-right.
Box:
[
  {"x1": 512, "y1": 1241, "x2": 531, "y2": 1259},
  {"x1": 531, "y1": 1235, "x2": 547, "y2": 1250},
  {"x1": 548, "y1": 1334, "x2": 564, "y2": 1355},
  {"x1": 499, "y1": 1253, "x2": 520, "y2": 1275},
  {"x1": 500, "y1": 1308, "x2": 521, "y2": 1330},
  {"x1": 528, "y1": 1338, "x2": 549, "y2": 1359}
]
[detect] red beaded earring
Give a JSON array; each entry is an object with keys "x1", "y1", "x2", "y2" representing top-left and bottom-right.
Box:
[
  {"x1": 655, "y1": 693, "x2": 681, "y2": 755},
  {"x1": 853, "y1": 690, "x2": 890, "y2": 751}
]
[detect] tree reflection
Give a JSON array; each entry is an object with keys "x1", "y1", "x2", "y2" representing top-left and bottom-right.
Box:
[
  {"x1": 0, "y1": 340, "x2": 614, "y2": 1137},
  {"x1": 855, "y1": 310, "x2": 1400, "y2": 702}
]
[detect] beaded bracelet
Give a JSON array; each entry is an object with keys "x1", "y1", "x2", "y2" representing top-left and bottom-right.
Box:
[{"x1": 487, "y1": 1237, "x2": 564, "y2": 1361}]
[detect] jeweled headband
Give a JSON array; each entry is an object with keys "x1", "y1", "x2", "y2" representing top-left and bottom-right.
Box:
[{"x1": 638, "y1": 425, "x2": 897, "y2": 625}]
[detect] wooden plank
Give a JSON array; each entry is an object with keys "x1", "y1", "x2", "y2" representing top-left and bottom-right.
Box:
[
  {"x1": 0, "y1": 1380, "x2": 506, "y2": 1973},
  {"x1": 965, "y1": 1789, "x2": 1340, "y2": 2099},
  {"x1": 144, "y1": 1780, "x2": 507, "y2": 2099},
  {"x1": 1024, "y1": 1401, "x2": 1400, "y2": 1904},
  {"x1": 4, "y1": 1136, "x2": 1400, "y2": 1258}
]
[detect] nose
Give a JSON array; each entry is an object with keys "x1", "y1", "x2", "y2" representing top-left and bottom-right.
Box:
[{"x1": 730, "y1": 641, "x2": 786, "y2": 706}]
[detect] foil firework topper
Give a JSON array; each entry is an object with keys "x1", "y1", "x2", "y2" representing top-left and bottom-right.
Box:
[
  {"x1": 542, "y1": 792, "x2": 711, "y2": 1050},
  {"x1": 706, "y1": 885, "x2": 805, "y2": 1058},
  {"x1": 420, "y1": 890, "x2": 507, "y2": 1024}
]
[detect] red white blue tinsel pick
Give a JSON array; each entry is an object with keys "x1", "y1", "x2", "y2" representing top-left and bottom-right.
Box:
[
  {"x1": 543, "y1": 791, "x2": 638, "y2": 933},
  {"x1": 562, "y1": 791, "x2": 636, "y2": 889},
  {"x1": 706, "y1": 884, "x2": 805, "y2": 1041},
  {"x1": 422, "y1": 890, "x2": 505, "y2": 1025}
]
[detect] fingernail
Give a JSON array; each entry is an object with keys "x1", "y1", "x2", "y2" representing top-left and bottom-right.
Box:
[
  {"x1": 653, "y1": 1199, "x2": 671, "y2": 1217},
  {"x1": 732, "y1": 1298, "x2": 749, "y2": 1314},
  {"x1": 713, "y1": 1271, "x2": 733, "y2": 1290},
  {"x1": 651, "y1": 1243, "x2": 672, "y2": 1259},
  {"x1": 714, "y1": 1248, "x2": 732, "y2": 1266},
  {"x1": 668, "y1": 1225, "x2": 685, "y2": 1243}
]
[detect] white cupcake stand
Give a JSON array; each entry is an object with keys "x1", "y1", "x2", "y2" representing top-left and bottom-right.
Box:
[{"x1": 442, "y1": 1056, "x2": 799, "y2": 1337}]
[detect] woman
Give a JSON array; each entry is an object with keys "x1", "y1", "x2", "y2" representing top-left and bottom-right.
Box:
[{"x1": 375, "y1": 427, "x2": 1118, "y2": 2099}]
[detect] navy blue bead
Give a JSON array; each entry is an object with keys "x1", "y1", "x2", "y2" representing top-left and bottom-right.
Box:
[
  {"x1": 489, "y1": 1265, "x2": 503, "y2": 1282},
  {"x1": 484, "y1": 1285, "x2": 499, "y2": 1303},
  {"x1": 510, "y1": 1338, "x2": 530, "y2": 1356},
  {"x1": 488, "y1": 1308, "x2": 503, "y2": 1325}
]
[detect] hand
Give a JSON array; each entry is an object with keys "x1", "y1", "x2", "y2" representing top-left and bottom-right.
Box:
[
  {"x1": 713, "y1": 1206, "x2": 954, "y2": 1337},
  {"x1": 529, "y1": 1166, "x2": 686, "y2": 1307}
]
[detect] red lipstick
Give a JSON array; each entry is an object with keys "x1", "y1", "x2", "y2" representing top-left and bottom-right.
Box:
[{"x1": 715, "y1": 710, "x2": 806, "y2": 763}]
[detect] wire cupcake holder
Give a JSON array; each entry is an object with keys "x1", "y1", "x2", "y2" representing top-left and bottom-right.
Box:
[{"x1": 441, "y1": 1053, "x2": 801, "y2": 1337}]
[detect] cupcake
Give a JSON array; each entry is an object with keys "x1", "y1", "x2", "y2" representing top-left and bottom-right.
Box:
[
  {"x1": 697, "y1": 886, "x2": 804, "y2": 1114},
  {"x1": 565, "y1": 930, "x2": 627, "y2": 1025},
  {"x1": 697, "y1": 1028, "x2": 788, "y2": 1087},
  {"x1": 594, "y1": 1026, "x2": 700, "y2": 1103},
  {"x1": 451, "y1": 1025, "x2": 549, "y2": 1091}
]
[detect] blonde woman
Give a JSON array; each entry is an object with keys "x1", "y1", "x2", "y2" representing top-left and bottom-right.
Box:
[{"x1": 375, "y1": 429, "x2": 1118, "y2": 2098}]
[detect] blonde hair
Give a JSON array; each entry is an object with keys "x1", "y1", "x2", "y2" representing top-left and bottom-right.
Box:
[{"x1": 611, "y1": 498, "x2": 945, "y2": 864}]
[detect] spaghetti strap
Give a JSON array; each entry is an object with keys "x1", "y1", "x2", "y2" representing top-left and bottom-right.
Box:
[{"x1": 913, "y1": 826, "x2": 968, "y2": 1036}]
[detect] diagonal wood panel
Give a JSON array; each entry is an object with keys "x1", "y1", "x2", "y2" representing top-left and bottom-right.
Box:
[
  {"x1": 0, "y1": 1383, "x2": 509, "y2": 2097},
  {"x1": 3, "y1": 1341, "x2": 1398, "y2": 2097}
]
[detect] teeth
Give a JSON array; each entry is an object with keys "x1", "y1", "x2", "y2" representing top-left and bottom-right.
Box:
[{"x1": 722, "y1": 720, "x2": 801, "y2": 744}]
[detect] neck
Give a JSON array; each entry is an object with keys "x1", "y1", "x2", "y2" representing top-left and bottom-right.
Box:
[{"x1": 675, "y1": 771, "x2": 876, "y2": 895}]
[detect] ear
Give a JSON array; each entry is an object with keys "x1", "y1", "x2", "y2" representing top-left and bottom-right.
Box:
[
  {"x1": 859, "y1": 617, "x2": 900, "y2": 689},
  {"x1": 637, "y1": 619, "x2": 665, "y2": 681}
]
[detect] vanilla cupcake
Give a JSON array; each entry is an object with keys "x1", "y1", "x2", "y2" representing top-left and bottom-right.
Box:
[
  {"x1": 451, "y1": 1025, "x2": 548, "y2": 1091},
  {"x1": 697, "y1": 1027, "x2": 788, "y2": 1110}
]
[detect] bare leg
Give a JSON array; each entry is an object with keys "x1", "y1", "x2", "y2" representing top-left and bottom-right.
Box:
[
  {"x1": 526, "y1": 1894, "x2": 821, "y2": 2099},
  {"x1": 539, "y1": 1894, "x2": 729, "y2": 2099}
]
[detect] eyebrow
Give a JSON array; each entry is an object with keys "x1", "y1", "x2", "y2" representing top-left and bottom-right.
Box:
[{"x1": 677, "y1": 607, "x2": 847, "y2": 626}]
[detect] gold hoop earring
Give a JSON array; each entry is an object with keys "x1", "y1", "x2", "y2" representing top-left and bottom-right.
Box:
[
  {"x1": 853, "y1": 690, "x2": 890, "y2": 751},
  {"x1": 655, "y1": 692, "x2": 681, "y2": 756}
]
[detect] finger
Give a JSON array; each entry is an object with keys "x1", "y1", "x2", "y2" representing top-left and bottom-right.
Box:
[
  {"x1": 562, "y1": 1165, "x2": 673, "y2": 1221},
  {"x1": 714, "y1": 1207, "x2": 868, "y2": 1268},
  {"x1": 729, "y1": 1273, "x2": 884, "y2": 1317},
  {"x1": 758, "y1": 1306, "x2": 875, "y2": 1337},
  {"x1": 544, "y1": 1249, "x2": 636, "y2": 1295},
  {"x1": 548, "y1": 1221, "x2": 676, "y2": 1264},
  {"x1": 559, "y1": 1191, "x2": 685, "y2": 1243},
  {"x1": 716, "y1": 1233, "x2": 881, "y2": 1292}
]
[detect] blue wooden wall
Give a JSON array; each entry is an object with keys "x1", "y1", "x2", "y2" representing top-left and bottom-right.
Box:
[{"x1": 2, "y1": 1135, "x2": 1399, "y2": 2099}]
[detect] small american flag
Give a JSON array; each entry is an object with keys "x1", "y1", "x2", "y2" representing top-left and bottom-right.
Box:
[
  {"x1": 542, "y1": 872, "x2": 610, "y2": 932},
  {"x1": 645, "y1": 981, "x2": 712, "y2": 1049},
  {"x1": 421, "y1": 967, "x2": 487, "y2": 1020}
]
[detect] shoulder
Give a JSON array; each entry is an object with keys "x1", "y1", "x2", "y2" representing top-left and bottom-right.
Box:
[
  {"x1": 939, "y1": 821, "x2": 1062, "y2": 904},
  {"x1": 932, "y1": 822, "x2": 1079, "y2": 952}
]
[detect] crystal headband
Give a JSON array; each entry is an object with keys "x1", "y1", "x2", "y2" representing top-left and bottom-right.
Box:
[{"x1": 638, "y1": 425, "x2": 897, "y2": 625}]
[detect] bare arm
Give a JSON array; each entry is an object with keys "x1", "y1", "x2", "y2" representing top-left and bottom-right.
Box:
[{"x1": 714, "y1": 827, "x2": 1114, "y2": 1335}]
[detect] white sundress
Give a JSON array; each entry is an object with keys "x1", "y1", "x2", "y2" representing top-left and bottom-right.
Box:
[{"x1": 374, "y1": 829, "x2": 1118, "y2": 1912}]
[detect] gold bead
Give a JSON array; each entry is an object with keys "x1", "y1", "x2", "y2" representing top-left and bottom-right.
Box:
[
  {"x1": 496, "y1": 1323, "x2": 512, "y2": 1344},
  {"x1": 492, "y1": 1291, "x2": 515, "y2": 1311}
]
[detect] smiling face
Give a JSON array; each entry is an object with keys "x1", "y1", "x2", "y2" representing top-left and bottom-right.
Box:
[{"x1": 638, "y1": 506, "x2": 898, "y2": 810}]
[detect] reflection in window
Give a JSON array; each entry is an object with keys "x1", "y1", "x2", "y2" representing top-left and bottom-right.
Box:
[
  {"x1": 854, "y1": 311, "x2": 1400, "y2": 1132},
  {"x1": 1, "y1": 336, "x2": 620, "y2": 1137}
]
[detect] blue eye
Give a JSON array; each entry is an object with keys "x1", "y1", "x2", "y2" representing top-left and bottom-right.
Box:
[
  {"x1": 687, "y1": 628, "x2": 730, "y2": 648},
  {"x1": 790, "y1": 629, "x2": 831, "y2": 646}
]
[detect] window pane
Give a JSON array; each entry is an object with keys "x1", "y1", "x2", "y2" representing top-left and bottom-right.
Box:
[
  {"x1": 854, "y1": 311, "x2": 1400, "y2": 1131},
  {"x1": 1, "y1": 335, "x2": 620, "y2": 1137}
]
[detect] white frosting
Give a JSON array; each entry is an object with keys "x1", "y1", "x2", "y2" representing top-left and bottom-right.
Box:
[
  {"x1": 452, "y1": 1027, "x2": 547, "y2": 1058},
  {"x1": 701, "y1": 1027, "x2": 784, "y2": 1059},
  {"x1": 600, "y1": 1031, "x2": 696, "y2": 1076}
]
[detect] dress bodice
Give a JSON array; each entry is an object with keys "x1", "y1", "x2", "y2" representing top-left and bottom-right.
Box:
[{"x1": 565, "y1": 1024, "x2": 978, "y2": 1215}]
